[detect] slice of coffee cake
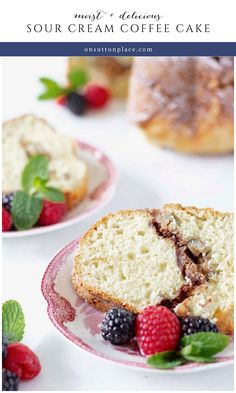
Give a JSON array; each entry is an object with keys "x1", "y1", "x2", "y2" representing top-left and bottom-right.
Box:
[{"x1": 72, "y1": 204, "x2": 233, "y2": 334}]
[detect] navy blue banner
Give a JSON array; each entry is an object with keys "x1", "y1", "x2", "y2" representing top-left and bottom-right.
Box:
[{"x1": 0, "y1": 42, "x2": 236, "y2": 56}]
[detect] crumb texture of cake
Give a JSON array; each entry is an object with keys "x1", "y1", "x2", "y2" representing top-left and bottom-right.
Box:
[
  {"x1": 68, "y1": 57, "x2": 132, "y2": 98},
  {"x1": 72, "y1": 205, "x2": 234, "y2": 334},
  {"x1": 2, "y1": 114, "x2": 88, "y2": 209},
  {"x1": 128, "y1": 57, "x2": 234, "y2": 154}
]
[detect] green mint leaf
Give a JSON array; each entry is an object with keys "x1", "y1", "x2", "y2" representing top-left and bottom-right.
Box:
[
  {"x1": 38, "y1": 186, "x2": 65, "y2": 203},
  {"x1": 22, "y1": 155, "x2": 49, "y2": 193},
  {"x1": 2, "y1": 300, "x2": 25, "y2": 342},
  {"x1": 181, "y1": 343, "x2": 203, "y2": 357},
  {"x1": 180, "y1": 332, "x2": 230, "y2": 357},
  {"x1": 38, "y1": 77, "x2": 65, "y2": 100},
  {"x1": 34, "y1": 177, "x2": 48, "y2": 190},
  {"x1": 182, "y1": 354, "x2": 216, "y2": 363},
  {"x1": 68, "y1": 69, "x2": 88, "y2": 89},
  {"x1": 12, "y1": 191, "x2": 43, "y2": 230},
  {"x1": 147, "y1": 351, "x2": 185, "y2": 369}
]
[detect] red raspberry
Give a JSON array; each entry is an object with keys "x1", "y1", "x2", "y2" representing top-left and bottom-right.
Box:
[
  {"x1": 84, "y1": 84, "x2": 110, "y2": 108},
  {"x1": 3, "y1": 343, "x2": 41, "y2": 380},
  {"x1": 38, "y1": 199, "x2": 67, "y2": 226},
  {"x1": 135, "y1": 306, "x2": 181, "y2": 356},
  {"x1": 2, "y1": 207, "x2": 12, "y2": 231},
  {"x1": 56, "y1": 95, "x2": 67, "y2": 106}
]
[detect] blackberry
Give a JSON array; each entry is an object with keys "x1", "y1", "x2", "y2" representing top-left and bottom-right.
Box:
[
  {"x1": 101, "y1": 307, "x2": 136, "y2": 345},
  {"x1": 181, "y1": 316, "x2": 218, "y2": 336},
  {"x1": 2, "y1": 369, "x2": 19, "y2": 391},
  {"x1": 2, "y1": 193, "x2": 16, "y2": 213},
  {"x1": 66, "y1": 92, "x2": 87, "y2": 115},
  {"x1": 2, "y1": 335, "x2": 9, "y2": 360}
]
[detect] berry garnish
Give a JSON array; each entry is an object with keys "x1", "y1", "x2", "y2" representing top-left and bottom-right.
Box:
[
  {"x1": 66, "y1": 92, "x2": 87, "y2": 115},
  {"x1": 148, "y1": 332, "x2": 230, "y2": 369},
  {"x1": 3, "y1": 343, "x2": 41, "y2": 381},
  {"x1": 11, "y1": 155, "x2": 65, "y2": 231},
  {"x1": 2, "y1": 192, "x2": 16, "y2": 213},
  {"x1": 2, "y1": 300, "x2": 41, "y2": 388},
  {"x1": 2, "y1": 368, "x2": 20, "y2": 391},
  {"x1": 180, "y1": 316, "x2": 218, "y2": 336},
  {"x1": 2, "y1": 208, "x2": 12, "y2": 231},
  {"x1": 136, "y1": 306, "x2": 181, "y2": 356},
  {"x1": 56, "y1": 95, "x2": 67, "y2": 106},
  {"x1": 101, "y1": 307, "x2": 136, "y2": 345},
  {"x1": 38, "y1": 199, "x2": 67, "y2": 226},
  {"x1": 38, "y1": 71, "x2": 111, "y2": 114},
  {"x1": 85, "y1": 84, "x2": 110, "y2": 108},
  {"x1": 2, "y1": 335, "x2": 9, "y2": 360}
]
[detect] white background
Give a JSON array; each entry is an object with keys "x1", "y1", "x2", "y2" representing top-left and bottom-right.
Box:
[
  {"x1": 2, "y1": 57, "x2": 234, "y2": 391},
  {"x1": 0, "y1": 0, "x2": 236, "y2": 42}
]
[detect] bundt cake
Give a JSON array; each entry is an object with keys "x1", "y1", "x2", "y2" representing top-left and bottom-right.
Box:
[
  {"x1": 72, "y1": 204, "x2": 234, "y2": 334},
  {"x1": 68, "y1": 56, "x2": 132, "y2": 98},
  {"x1": 2, "y1": 114, "x2": 88, "y2": 209},
  {"x1": 128, "y1": 57, "x2": 234, "y2": 154}
]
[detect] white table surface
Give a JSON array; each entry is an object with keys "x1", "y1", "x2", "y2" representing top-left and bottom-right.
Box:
[{"x1": 2, "y1": 57, "x2": 234, "y2": 391}]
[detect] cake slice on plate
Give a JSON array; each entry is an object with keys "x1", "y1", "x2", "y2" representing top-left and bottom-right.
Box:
[
  {"x1": 72, "y1": 204, "x2": 234, "y2": 334},
  {"x1": 2, "y1": 114, "x2": 88, "y2": 209}
]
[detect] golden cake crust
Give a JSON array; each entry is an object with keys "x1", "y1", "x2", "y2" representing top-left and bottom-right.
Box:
[
  {"x1": 64, "y1": 172, "x2": 88, "y2": 210},
  {"x1": 128, "y1": 57, "x2": 234, "y2": 154}
]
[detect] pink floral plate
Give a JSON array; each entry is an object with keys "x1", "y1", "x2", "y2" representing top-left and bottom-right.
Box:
[
  {"x1": 3, "y1": 141, "x2": 117, "y2": 238},
  {"x1": 41, "y1": 239, "x2": 234, "y2": 374}
]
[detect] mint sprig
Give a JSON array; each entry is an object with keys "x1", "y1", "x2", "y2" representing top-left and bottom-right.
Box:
[
  {"x1": 37, "y1": 185, "x2": 65, "y2": 203},
  {"x1": 12, "y1": 191, "x2": 43, "y2": 230},
  {"x1": 2, "y1": 300, "x2": 25, "y2": 342},
  {"x1": 147, "y1": 350, "x2": 185, "y2": 369},
  {"x1": 38, "y1": 69, "x2": 88, "y2": 100},
  {"x1": 180, "y1": 332, "x2": 230, "y2": 358},
  {"x1": 22, "y1": 155, "x2": 49, "y2": 193},
  {"x1": 148, "y1": 332, "x2": 230, "y2": 370},
  {"x1": 67, "y1": 69, "x2": 88, "y2": 89},
  {"x1": 12, "y1": 155, "x2": 65, "y2": 230},
  {"x1": 38, "y1": 78, "x2": 65, "y2": 100}
]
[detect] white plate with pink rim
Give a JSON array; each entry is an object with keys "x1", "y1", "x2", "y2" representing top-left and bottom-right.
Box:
[
  {"x1": 41, "y1": 238, "x2": 234, "y2": 374},
  {"x1": 3, "y1": 140, "x2": 117, "y2": 238}
]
